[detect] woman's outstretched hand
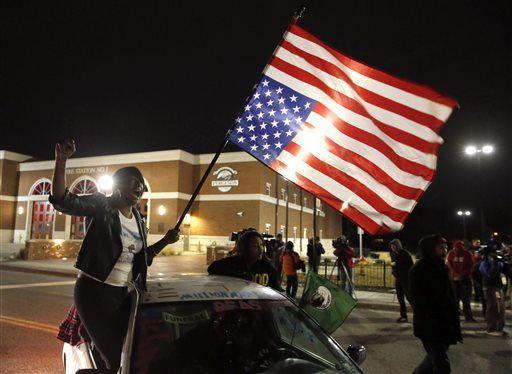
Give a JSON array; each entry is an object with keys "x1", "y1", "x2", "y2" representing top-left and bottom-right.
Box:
[
  {"x1": 164, "y1": 229, "x2": 180, "y2": 245},
  {"x1": 55, "y1": 139, "x2": 76, "y2": 161}
]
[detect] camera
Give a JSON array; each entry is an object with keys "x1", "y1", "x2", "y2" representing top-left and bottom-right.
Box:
[{"x1": 332, "y1": 236, "x2": 348, "y2": 248}]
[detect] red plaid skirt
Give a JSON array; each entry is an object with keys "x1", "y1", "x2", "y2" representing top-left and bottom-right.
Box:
[{"x1": 56, "y1": 304, "x2": 91, "y2": 346}]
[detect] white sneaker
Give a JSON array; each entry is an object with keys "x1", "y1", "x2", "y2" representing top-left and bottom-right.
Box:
[{"x1": 487, "y1": 331, "x2": 505, "y2": 337}]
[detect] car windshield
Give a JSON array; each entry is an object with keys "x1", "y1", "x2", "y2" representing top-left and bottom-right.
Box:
[{"x1": 129, "y1": 299, "x2": 361, "y2": 374}]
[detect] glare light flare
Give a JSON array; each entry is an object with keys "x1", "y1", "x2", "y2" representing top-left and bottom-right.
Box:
[
  {"x1": 99, "y1": 175, "x2": 114, "y2": 191},
  {"x1": 283, "y1": 127, "x2": 328, "y2": 180}
]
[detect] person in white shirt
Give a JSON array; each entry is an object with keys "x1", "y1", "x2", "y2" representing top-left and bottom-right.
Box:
[{"x1": 51, "y1": 140, "x2": 180, "y2": 373}]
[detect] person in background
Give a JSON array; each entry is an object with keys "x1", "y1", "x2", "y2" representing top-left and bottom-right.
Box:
[
  {"x1": 469, "y1": 239, "x2": 483, "y2": 303},
  {"x1": 280, "y1": 241, "x2": 301, "y2": 298},
  {"x1": 333, "y1": 236, "x2": 356, "y2": 296},
  {"x1": 208, "y1": 230, "x2": 278, "y2": 290},
  {"x1": 479, "y1": 246, "x2": 508, "y2": 337},
  {"x1": 389, "y1": 239, "x2": 414, "y2": 323},
  {"x1": 446, "y1": 240, "x2": 477, "y2": 322},
  {"x1": 307, "y1": 236, "x2": 325, "y2": 273},
  {"x1": 409, "y1": 234, "x2": 462, "y2": 374},
  {"x1": 272, "y1": 233, "x2": 285, "y2": 285},
  {"x1": 472, "y1": 249, "x2": 487, "y2": 318},
  {"x1": 50, "y1": 140, "x2": 180, "y2": 373}
]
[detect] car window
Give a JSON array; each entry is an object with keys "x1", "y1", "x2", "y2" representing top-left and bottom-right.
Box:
[{"x1": 129, "y1": 299, "x2": 361, "y2": 374}]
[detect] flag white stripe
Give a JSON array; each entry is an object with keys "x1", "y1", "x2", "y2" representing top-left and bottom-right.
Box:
[
  {"x1": 292, "y1": 132, "x2": 418, "y2": 212},
  {"x1": 306, "y1": 111, "x2": 431, "y2": 190},
  {"x1": 285, "y1": 31, "x2": 453, "y2": 122},
  {"x1": 266, "y1": 65, "x2": 438, "y2": 169},
  {"x1": 277, "y1": 150, "x2": 404, "y2": 231},
  {"x1": 275, "y1": 47, "x2": 443, "y2": 144}
]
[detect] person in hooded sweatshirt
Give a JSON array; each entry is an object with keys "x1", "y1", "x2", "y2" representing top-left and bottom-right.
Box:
[
  {"x1": 389, "y1": 239, "x2": 414, "y2": 323},
  {"x1": 446, "y1": 240, "x2": 476, "y2": 322},
  {"x1": 409, "y1": 234, "x2": 462, "y2": 374}
]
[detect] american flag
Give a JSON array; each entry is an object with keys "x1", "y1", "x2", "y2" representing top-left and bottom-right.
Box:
[{"x1": 229, "y1": 25, "x2": 457, "y2": 235}]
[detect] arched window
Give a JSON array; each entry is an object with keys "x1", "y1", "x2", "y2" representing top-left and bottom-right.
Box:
[
  {"x1": 70, "y1": 178, "x2": 98, "y2": 239},
  {"x1": 29, "y1": 179, "x2": 54, "y2": 239}
]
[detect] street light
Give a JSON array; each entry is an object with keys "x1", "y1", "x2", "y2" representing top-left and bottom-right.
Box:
[
  {"x1": 464, "y1": 144, "x2": 494, "y2": 156},
  {"x1": 456, "y1": 209, "x2": 471, "y2": 239},
  {"x1": 463, "y1": 144, "x2": 494, "y2": 238}
]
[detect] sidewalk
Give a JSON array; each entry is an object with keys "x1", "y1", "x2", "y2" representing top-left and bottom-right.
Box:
[{"x1": 0, "y1": 256, "x2": 507, "y2": 318}]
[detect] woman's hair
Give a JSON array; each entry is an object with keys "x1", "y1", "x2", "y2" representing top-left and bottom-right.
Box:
[
  {"x1": 113, "y1": 167, "x2": 147, "y2": 190},
  {"x1": 236, "y1": 230, "x2": 264, "y2": 256}
]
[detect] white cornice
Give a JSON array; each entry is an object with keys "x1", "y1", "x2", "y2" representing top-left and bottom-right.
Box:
[
  {"x1": 18, "y1": 149, "x2": 257, "y2": 171},
  {"x1": 198, "y1": 152, "x2": 255, "y2": 165},
  {"x1": 0, "y1": 150, "x2": 33, "y2": 162}
]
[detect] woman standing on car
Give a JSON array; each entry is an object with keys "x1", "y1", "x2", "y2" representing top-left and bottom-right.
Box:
[{"x1": 50, "y1": 140, "x2": 179, "y2": 373}]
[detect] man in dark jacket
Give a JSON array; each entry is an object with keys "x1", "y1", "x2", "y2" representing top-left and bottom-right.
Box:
[
  {"x1": 390, "y1": 239, "x2": 414, "y2": 323},
  {"x1": 208, "y1": 230, "x2": 279, "y2": 290},
  {"x1": 479, "y1": 246, "x2": 507, "y2": 336},
  {"x1": 409, "y1": 234, "x2": 462, "y2": 374},
  {"x1": 307, "y1": 236, "x2": 325, "y2": 273}
]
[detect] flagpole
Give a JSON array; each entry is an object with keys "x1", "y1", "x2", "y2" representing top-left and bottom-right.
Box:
[
  {"x1": 285, "y1": 180, "x2": 290, "y2": 241},
  {"x1": 174, "y1": 6, "x2": 307, "y2": 230}
]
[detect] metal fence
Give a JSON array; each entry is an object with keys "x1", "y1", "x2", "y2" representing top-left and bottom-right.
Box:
[{"x1": 300, "y1": 259, "x2": 395, "y2": 289}]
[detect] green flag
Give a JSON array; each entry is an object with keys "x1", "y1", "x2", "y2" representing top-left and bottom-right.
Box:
[{"x1": 299, "y1": 271, "x2": 357, "y2": 333}]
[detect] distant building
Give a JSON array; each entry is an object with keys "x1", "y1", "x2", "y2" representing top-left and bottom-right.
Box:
[{"x1": 0, "y1": 149, "x2": 344, "y2": 259}]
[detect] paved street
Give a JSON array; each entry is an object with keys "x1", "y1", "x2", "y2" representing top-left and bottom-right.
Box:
[{"x1": 1, "y1": 268, "x2": 511, "y2": 373}]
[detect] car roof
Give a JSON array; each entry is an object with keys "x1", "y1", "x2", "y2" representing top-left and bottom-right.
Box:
[{"x1": 141, "y1": 274, "x2": 287, "y2": 304}]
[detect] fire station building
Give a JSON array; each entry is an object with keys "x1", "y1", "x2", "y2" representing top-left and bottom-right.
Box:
[{"x1": 0, "y1": 149, "x2": 344, "y2": 259}]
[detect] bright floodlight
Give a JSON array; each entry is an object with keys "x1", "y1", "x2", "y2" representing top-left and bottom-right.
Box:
[
  {"x1": 457, "y1": 211, "x2": 463, "y2": 216},
  {"x1": 464, "y1": 145, "x2": 477, "y2": 155},
  {"x1": 465, "y1": 211, "x2": 471, "y2": 216},
  {"x1": 482, "y1": 145, "x2": 494, "y2": 154},
  {"x1": 99, "y1": 175, "x2": 113, "y2": 191}
]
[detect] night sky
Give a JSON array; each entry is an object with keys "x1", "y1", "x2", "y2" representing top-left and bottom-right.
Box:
[{"x1": 2, "y1": 1, "x2": 511, "y2": 242}]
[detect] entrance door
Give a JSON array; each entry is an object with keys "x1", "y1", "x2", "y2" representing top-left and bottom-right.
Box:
[{"x1": 31, "y1": 201, "x2": 54, "y2": 239}]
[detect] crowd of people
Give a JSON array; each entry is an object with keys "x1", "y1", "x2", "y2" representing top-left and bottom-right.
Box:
[{"x1": 389, "y1": 236, "x2": 511, "y2": 373}]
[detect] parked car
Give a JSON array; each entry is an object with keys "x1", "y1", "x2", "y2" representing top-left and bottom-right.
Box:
[{"x1": 63, "y1": 274, "x2": 366, "y2": 373}]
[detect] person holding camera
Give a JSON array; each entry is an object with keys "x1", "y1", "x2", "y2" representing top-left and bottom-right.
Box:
[
  {"x1": 479, "y1": 246, "x2": 508, "y2": 337},
  {"x1": 446, "y1": 240, "x2": 476, "y2": 322},
  {"x1": 208, "y1": 230, "x2": 279, "y2": 289},
  {"x1": 50, "y1": 140, "x2": 180, "y2": 372},
  {"x1": 333, "y1": 236, "x2": 356, "y2": 296},
  {"x1": 280, "y1": 241, "x2": 304, "y2": 298},
  {"x1": 390, "y1": 239, "x2": 414, "y2": 323}
]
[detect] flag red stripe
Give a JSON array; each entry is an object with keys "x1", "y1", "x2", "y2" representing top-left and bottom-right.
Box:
[
  {"x1": 280, "y1": 40, "x2": 445, "y2": 133},
  {"x1": 289, "y1": 25, "x2": 457, "y2": 108},
  {"x1": 310, "y1": 130, "x2": 425, "y2": 200},
  {"x1": 271, "y1": 159, "x2": 393, "y2": 235},
  {"x1": 313, "y1": 104, "x2": 436, "y2": 181},
  {"x1": 285, "y1": 141, "x2": 409, "y2": 222},
  {"x1": 269, "y1": 56, "x2": 438, "y2": 154}
]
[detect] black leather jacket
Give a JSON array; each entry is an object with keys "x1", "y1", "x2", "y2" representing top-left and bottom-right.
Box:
[{"x1": 49, "y1": 189, "x2": 154, "y2": 290}]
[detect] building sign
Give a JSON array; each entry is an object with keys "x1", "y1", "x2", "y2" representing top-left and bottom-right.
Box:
[
  {"x1": 212, "y1": 166, "x2": 239, "y2": 192},
  {"x1": 66, "y1": 166, "x2": 110, "y2": 175}
]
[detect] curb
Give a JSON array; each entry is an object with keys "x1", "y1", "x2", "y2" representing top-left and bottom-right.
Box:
[
  {"x1": 1, "y1": 263, "x2": 510, "y2": 319},
  {"x1": 0, "y1": 263, "x2": 77, "y2": 278}
]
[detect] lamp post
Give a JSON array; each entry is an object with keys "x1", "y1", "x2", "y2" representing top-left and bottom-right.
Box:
[
  {"x1": 464, "y1": 144, "x2": 494, "y2": 239},
  {"x1": 456, "y1": 210, "x2": 471, "y2": 239}
]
